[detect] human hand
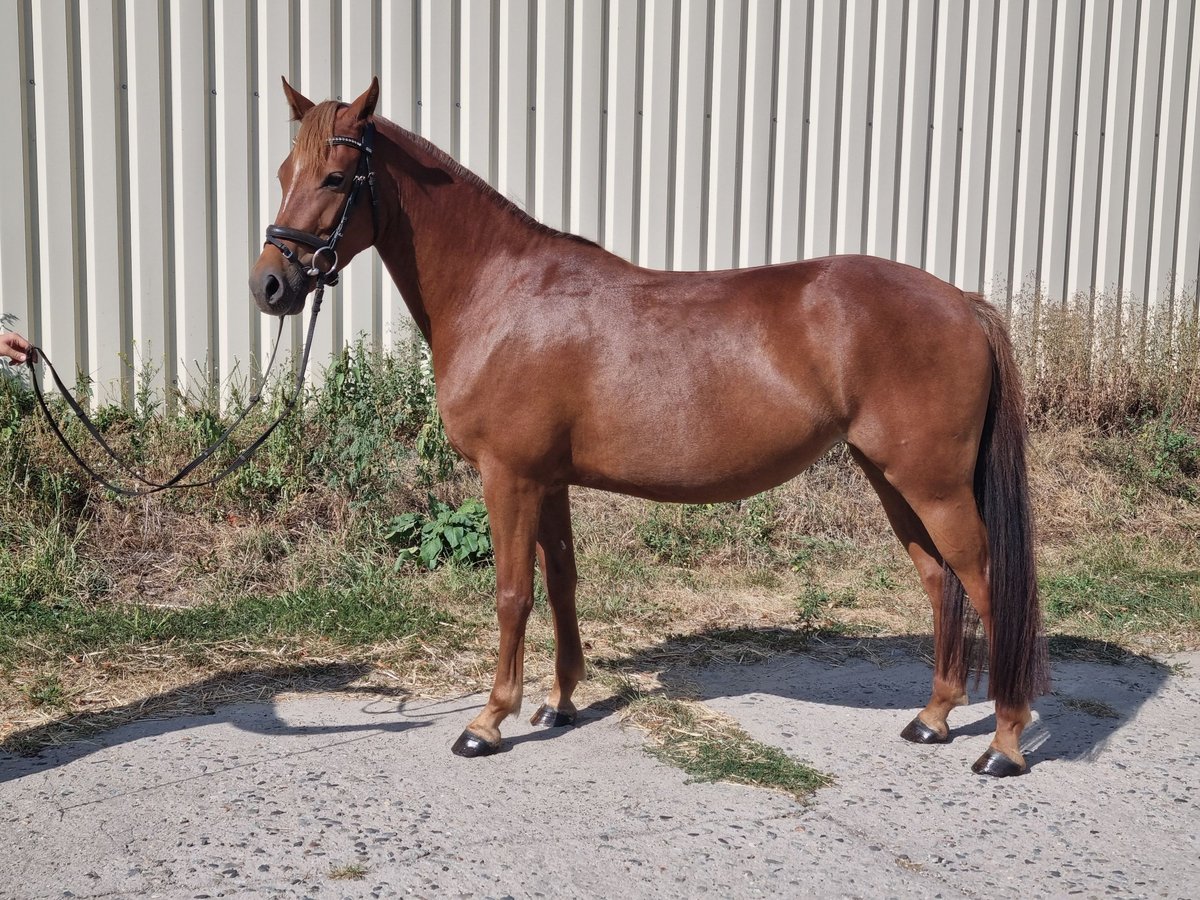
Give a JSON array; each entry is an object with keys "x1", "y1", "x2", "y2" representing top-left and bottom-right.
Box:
[{"x1": 0, "y1": 331, "x2": 32, "y2": 364}]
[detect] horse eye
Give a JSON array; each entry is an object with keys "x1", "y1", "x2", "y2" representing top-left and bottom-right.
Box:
[{"x1": 322, "y1": 172, "x2": 345, "y2": 189}]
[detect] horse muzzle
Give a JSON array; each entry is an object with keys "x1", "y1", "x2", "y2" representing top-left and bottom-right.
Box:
[{"x1": 250, "y1": 255, "x2": 310, "y2": 317}]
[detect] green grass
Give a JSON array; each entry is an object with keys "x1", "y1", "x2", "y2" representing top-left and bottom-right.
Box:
[
  {"x1": 0, "y1": 568, "x2": 447, "y2": 664},
  {"x1": 1041, "y1": 539, "x2": 1200, "y2": 637}
]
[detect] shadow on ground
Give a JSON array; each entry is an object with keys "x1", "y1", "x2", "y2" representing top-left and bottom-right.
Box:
[
  {"x1": 0, "y1": 663, "x2": 436, "y2": 783},
  {"x1": 587, "y1": 629, "x2": 1176, "y2": 768},
  {"x1": 0, "y1": 631, "x2": 1178, "y2": 779}
]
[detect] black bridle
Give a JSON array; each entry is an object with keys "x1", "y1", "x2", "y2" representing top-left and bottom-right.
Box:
[
  {"x1": 25, "y1": 123, "x2": 380, "y2": 497},
  {"x1": 265, "y1": 121, "x2": 379, "y2": 287}
]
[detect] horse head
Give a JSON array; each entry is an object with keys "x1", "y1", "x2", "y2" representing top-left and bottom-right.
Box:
[{"x1": 250, "y1": 77, "x2": 381, "y2": 316}]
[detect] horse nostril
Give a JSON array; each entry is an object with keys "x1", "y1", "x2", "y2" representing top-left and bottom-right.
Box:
[{"x1": 264, "y1": 274, "x2": 282, "y2": 304}]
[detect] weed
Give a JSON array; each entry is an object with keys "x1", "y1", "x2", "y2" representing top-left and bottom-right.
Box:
[
  {"x1": 637, "y1": 495, "x2": 780, "y2": 568},
  {"x1": 386, "y1": 496, "x2": 492, "y2": 570},
  {"x1": 328, "y1": 863, "x2": 368, "y2": 880},
  {"x1": 23, "y1": 673, "x2": 67, "y2": 709}
]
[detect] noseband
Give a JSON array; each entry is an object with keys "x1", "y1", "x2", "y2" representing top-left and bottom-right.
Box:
[{"x1": 264, "y1": 120, "x2": 379, "y2": 287}]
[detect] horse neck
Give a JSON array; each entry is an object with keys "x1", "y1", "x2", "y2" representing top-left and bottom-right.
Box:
[{"x1": 371, "y1": 120, "x2": 563, "y2": 344}]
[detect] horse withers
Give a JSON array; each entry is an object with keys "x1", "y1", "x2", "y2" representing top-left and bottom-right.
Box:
[{"x1": 251, "y1": 78, "x2": 1049, "y2": 778}]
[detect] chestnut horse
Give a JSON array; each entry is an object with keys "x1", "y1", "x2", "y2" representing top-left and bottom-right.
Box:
[{"x1": 251, "y1": 78, "x2": 1048, "y2": 777}]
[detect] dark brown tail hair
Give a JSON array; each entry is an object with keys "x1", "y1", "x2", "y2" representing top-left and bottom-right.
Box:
[{"x1": 938, "y1": 293, "x2": 1050, "y2": 707}]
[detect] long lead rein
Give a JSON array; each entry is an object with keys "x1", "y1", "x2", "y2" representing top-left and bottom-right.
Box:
[{"x1": 25, "y1": 287, "x2": 325, "y2": 498}]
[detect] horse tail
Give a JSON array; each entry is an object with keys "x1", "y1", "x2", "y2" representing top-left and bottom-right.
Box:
[{"x1": 952, "y1": 292, "x2": 1049, "y2": 707}]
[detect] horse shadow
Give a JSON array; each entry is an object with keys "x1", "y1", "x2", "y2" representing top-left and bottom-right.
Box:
[
  {"x1": 0, "y1": 663, "x2": 435, "y2": 785},
  {"x1": 574, "y1": 629, "x2": 1176, "y2": 768}
]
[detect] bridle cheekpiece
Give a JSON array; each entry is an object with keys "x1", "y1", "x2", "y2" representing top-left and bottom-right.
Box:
[{"x1": 264, "y1": 120, "x2": 379, "y2": 287}]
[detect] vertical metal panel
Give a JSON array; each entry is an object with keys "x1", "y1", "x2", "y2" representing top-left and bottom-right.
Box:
[
  {"x1": 1174, "y1": 0, "x2": 1200, "y2": 299},
  {"x1": 420, "y1": 0, "x2": 455, "y2": 150},
  {"x1": 534, "y1": 0, "x2": 569, "y2": 231},
  {"x1": 1147, "y1": 0, "x2": 1195, "y2": 314},
  {"x1": 802, "y1": 0, "x2": 839, "y2": 260},
  {"x1": 1093, "y1": 1, "x2": 1139, "y2": 296},
  {"x1": 864, "y1": 0, "x2": 903, "y2": 260},
  {"x1": 895, "y1": 0, "x2": 935, "y2": 269},
  {"x1": 1010, "y1": 0, "x2": 1054, "y2": 294},
  {"x1": 1066, "y1": 0, "x2": 1110, "y2": 303},
  {"x1": 925, "y1": 0, "x2": 968, "y2": 283},
  {"x1": 214, "y1": 0, "x2": 256, "y2": 391},
  {"x1": 460, "y1": 0, "x2": 495, "y2": 180},
  {"x1": 125, "y1": 0, "x2": 170, "y2": 396},
  {"x1": 496, "y1": 0, "x2": 532, "y2": 210},
  {"x1": 638, "y1": 0, "x2": 675, "y2": 267},
  {"x1": 955, "y1": 0, "x2": 998, "y2": 292},
  {"x1": 79, "y1": 1, "x2": 127, "y2": 400},
  {"x1": 0, "y1": 0, "x2": 33, "y2": 339},
  {"x1": 706, "y1": 0, "x2": 744, "y2": 269},
  {"x1": 31, "y1": 0, "x2": 82, "y2": 380},
  {"x1": 168, "y1": 0, "x2": 214, "y2": 392},
  {"x1": 768, "y1": 0, "x2": 807, "y2": 264},
  {"x1": 1123, "y1": 0, "x2": 1168, "y2": 315},
  {"x1": 568, "y1": 0, "x2": 605, "y2": 245},
  {"x1": 982, "y1": 0, "x2": 1025, "y2": 299},
  {"x1": 6, "y1": 0, "x2": 1200, "y2": 403},
  {"x1": 604, "y1": 0, "x2": 640, "y2": 263},
  {"x1": 738, "y1": 0, "x2": 776, "y2": 268},
  {"x1": 833, "y1": 0, "x2": 872, "y2": 259},
  {"x1": 1040, "y1": 0, "x2": 1084, "y2": 307},
  {"x1": 672, "y1": 0, "x2": 710, "y2": 269}
]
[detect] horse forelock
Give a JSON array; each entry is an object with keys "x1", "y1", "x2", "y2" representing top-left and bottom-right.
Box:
[{"x1": 292, "y1": 101, "x2": 342, "y2": 173}]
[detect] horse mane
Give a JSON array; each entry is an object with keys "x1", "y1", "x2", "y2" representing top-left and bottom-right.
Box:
[{"x1": 386, "y1": 120, "x2": 602, "y2": 249}]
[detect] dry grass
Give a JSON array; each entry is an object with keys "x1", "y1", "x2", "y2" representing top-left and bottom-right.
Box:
[{"x1": 2, "y1": 303, "x2": 1198, "y2": 756}]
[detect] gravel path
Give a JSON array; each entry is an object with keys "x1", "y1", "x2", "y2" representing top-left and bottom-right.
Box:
[{"x1": 2, "y1": 648, "x2": 1196, "y2": 899}]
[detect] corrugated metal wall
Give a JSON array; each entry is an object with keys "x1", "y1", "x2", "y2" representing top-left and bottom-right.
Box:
[{"x1": 3, "y1": 0, "x2": 1199, "y2": 404}]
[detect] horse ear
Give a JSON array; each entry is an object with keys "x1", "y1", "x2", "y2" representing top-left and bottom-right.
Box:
[
  {"x1": 347, "y1": 76, "x2": 380, "y2": 122},
  {"x1": 281, "y1": 77, "x2": 315, "y2": 121}
]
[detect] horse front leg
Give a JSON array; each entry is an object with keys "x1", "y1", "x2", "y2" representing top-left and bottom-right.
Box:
[
  {"x1": 530, "y1": 487, "x2": 585, "y2": 728},
  {"x1": 451, "y1": 470, "x2": 545, "y2": 757}
]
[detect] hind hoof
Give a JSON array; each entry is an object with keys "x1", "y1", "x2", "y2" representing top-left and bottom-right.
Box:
[
  {"x1": 451, "y1": 729, "x2": 500, "y2": 758},
  {"x1": 900, "y1": 716, "x2": 948, "y2": 744},
  {"x1": 530, "y1": 704, "x2": 576, "y2": 728},
  {"x1": 971, "y1": 747, "x2": 1026, "y2": 777}
]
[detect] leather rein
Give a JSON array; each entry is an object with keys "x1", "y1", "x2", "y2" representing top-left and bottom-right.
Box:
[{"x1": 25, "y1": 123, "x2": 379, "y2": 498}]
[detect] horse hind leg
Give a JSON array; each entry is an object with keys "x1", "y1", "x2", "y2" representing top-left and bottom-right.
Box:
[
  {"x1": 897, "y1": 487, "x2": 1035, "y2": 776},
  {"x1": 530, "y1": 487, "x2": 585, "y2": 728},
  {"x1": 849, "y1": 449, "x2": 971, "y2": 743}
]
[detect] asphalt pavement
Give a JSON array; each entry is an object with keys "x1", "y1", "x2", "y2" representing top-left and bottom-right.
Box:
[{"x1": 2, "y1": 646, "x2": 1196, "y2": 899}]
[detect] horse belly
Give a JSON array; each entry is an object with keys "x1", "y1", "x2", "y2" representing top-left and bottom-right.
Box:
[{"x1": 570, "y1": 391, "x2": 841, "y2": 503}]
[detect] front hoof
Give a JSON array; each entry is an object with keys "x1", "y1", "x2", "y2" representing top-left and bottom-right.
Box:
[
  {"x1": 451, "y1": 729, "x2": 500, "y2": 758},
  {"x1": 971, "y1": 747, "x2": 1027, "y2": 777},
  {"x1": 900, "y1": 716, "x2": 948, "y2": 744},
  {"x1": 530, "y1": 704, "x2": 576, "y2": 728}
]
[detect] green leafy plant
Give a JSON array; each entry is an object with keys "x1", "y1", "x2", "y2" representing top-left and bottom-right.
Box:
[{"x1": 385, "y1": 495, "x2": 492, "y2": 570}]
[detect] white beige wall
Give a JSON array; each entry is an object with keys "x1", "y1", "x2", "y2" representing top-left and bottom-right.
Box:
[{"x1": 3, "y1": 0, "x2": 1198, "y2": 403}]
